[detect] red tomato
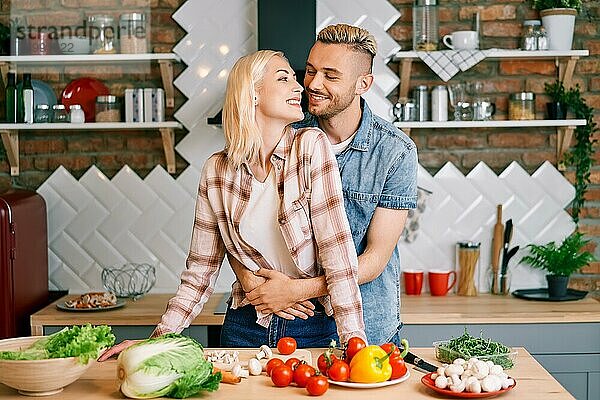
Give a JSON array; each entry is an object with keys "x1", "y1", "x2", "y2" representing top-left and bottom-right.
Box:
[
  {"x1": 389, "y1": 356, "x2": 407, "y2": 380},
  {"x1": 317, "y1": 352, "x2": 338, "y2": 375},
  {"x1": 293, "y1": 363, "x2": 316, "y2": 388},
  {"x1": 380, "y1": 343, "x2": 401, "y2": 358},
  {"x1": 345, "y1": 337, "x2": 366, "y2": 363},
  {"x1": 327, "y1": 360, "x2": 350, "y2": 382},
  {"x1": 277, "y1": 337, "x2": 297, "y2": 355},
  {"x1": 271, "y1": 364, "x2": 294, "y2": 387},
  {"x1": 266, "y1": 358, "x2": 284, "y2": 377},
  {"x1": 306, "y1": 375, "x2": 329, "y2": 396},
  {"x1": 284, "y1": 357, "x2": 301, "y2": 370}
]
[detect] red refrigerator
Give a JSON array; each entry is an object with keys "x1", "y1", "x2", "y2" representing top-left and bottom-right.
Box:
[{"x1": 0, "y1": 189, "x2": 49, "y2": 339}]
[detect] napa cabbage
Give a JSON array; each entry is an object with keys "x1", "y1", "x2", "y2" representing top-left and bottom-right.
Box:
[{"x1": 117, "y1": 333, "x2": 220, "y2": 399}]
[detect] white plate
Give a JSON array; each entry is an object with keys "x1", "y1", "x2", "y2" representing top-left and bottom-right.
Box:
[{"x1": 329, "y1": 370, "x2": 410, "y2": 389}]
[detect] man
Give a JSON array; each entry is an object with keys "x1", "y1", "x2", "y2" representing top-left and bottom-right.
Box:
[{"x1": 232, "y1": 24, "x2": 418, "y2": 345}]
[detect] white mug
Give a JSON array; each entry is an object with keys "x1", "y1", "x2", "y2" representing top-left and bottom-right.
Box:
[{"x1": 443, "y1": 31, "x2": 479, "y2": 50}]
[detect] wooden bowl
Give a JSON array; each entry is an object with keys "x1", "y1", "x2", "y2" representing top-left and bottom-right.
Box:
[{"x1": 0, "y1": 336, "x2": 94, "y2": 396}]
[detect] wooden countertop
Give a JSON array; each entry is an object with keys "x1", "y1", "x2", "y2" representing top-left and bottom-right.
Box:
[
  {"x1": 31, "y1": 293, "x2": 600, "y2": 334},
  {"x1": 0, "y1": 347, "x2": 574, "y2": 399}
]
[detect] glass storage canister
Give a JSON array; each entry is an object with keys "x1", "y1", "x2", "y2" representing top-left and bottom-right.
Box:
[
  {"x1": 70, "y1": 105, "x2": 85, "y2": 124},
  {"x1": 34, "y1": 104, "x2": 51, "y2": 123},
  {"x1": 119, "y1": 13, "x2": 148, "y2": 54},
  {"x1": 413, "y1": 0, "x2": 439, "y2": 51},
  {"x1": 508, "y1": 92, "x2": 536, "y2": 120},
  {"x1": 52, "y1": 104, "x2": 70, "y2": 123},
  {"x1": 520, "y1": 20, "x2": 541, "y2": 51},
  {"x1": 88, "y1": 15, "x2": 117, "y2": 54},
  {"x1": 456, "y1": 241, "x2": 480, "y2": 296},
  {"x1": 95, "y1": 95, "x2": 121, "y2": 122}
]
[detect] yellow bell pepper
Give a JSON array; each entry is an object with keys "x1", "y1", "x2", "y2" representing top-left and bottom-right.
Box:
[{"x1": 349, "y1": 345, "x2": 392, "y2": 383}]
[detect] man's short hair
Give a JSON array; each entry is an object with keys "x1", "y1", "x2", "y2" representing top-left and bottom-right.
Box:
[{"x1": 316, "y1": 24, "x2": 377, "y2": 62}]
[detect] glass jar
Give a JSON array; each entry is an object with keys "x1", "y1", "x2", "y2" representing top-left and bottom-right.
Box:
[
  {"x1": 521, "y1": 20, "x2": 540, "y2": 51},
  {"x1": 456, "y1": 241, "x2": 481, "y2": 296},
  {"x1": 508, "y1": 92, "x2": 536, "y2": 120},
  {"x1": 413, "y1": 0, "x2": 439, "y2": 51},
  {"x1": 88, "y1": 15, "x2": 117, "y2": 54},
  {"x1": 119, "y1": 13, "x2": 148, "y2": 54},
  {"x1": 52, "y1": 104, "x2": 70, "y2": 123},
  {"x1": 70, "y1": 105, "x2": 85, "y2": 124},
  {"x1": 95, "y1": 95, "x2": 121, "y2": 122},
  {"x1": 34, "y1": 104, "x2": 51, "y2": 123}
]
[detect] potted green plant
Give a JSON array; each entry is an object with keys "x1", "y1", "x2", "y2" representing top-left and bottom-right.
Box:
[
  {"x1": 544, "y1": 80, "x2": 568, "y2": 119},
  {"x1": 532, "y1": 0, "x2": 582, "y2": 50},
  {"x1": 520, "y1": 232, "x2": 595, "y2": 298}
]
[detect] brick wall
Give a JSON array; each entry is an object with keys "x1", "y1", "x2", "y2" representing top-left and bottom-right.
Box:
[
  {"x1": 388, "y1": 0, "x2": 600, "y2": 295},
  {"x1": 0, "y1": 0, "x2": 187, "y2": 188}
]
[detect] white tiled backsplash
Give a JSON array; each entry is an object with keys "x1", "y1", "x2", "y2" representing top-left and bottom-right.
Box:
[{"x1": 37, "y1": 0, "x2": 575, "y2": 295}]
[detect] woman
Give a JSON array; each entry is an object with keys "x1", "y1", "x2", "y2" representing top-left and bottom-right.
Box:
[{"x1": 100, "y1": 50, "x2": 365, "y2": 358}]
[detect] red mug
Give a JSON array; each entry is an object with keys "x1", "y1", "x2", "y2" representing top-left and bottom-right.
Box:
[
  {"x1": 403, "y1": 270, "x2": 424, "y2": 295},
  {"x1": 428, "y1": 270, "x2": 457, "y2": 296}
]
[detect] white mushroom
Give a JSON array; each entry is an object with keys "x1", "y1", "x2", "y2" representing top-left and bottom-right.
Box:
[
  {"x1": 449, "y1": 374, "x2": 461, "y2": 386},
  {"x1": 231, "y1": 363, "x2": 249, "y2": 379},
  {"x1": 437, "y1": 366, "x2": 447, "y2": 376},
  {"x1": 256, "y1": 345, "x2": 272, "y2": 360},
  {"x1": 502, "y1": 378, "x2": 515, "y2": 390},
  {"x1": 450, "y1": 380, "x2": 466, "y2": 393},
  {"x1": 461, "y1": 369, "x2": 473, "y2": 380},
  {"x1": 489, "y1": 364, "x2": 504, "y2": 376},
  {"x1": 247, "y1": 358, "x2": 262, "y2": 376},
  {"x1": 465, "y1": 376, "x2": 478, "y2": 386},
  {"x1": 445, "y1": 364, "x2": 465, "y2": 376},
  {"x1": 431, "y1": 373, "x2": 438, "y2": 380},
  {"x1": 481, "y1": 375, "x2": 501, "y2": 392},
  {"x1": 466, "y1": 379, "x2": 482, "y2": 393},
  {"x1": 434, "y1": 375, "x2": 449, "y2": 389},
  {"x1": 472, "y1": 360, "x2": 490, "y2": 379},
  {"x1": 453, "y1": 358, "x2": 466, "y2": 366}
]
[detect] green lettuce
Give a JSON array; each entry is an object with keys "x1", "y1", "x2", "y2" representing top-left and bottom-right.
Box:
[
  {"x1": 0, "y1": 324, "x2": 115, "y2": 364},
  {"x1": 118, "y1": 333, "x2": 220, "y2": 399}
]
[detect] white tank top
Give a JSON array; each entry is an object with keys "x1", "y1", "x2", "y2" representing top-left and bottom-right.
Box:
[{"x1": 239, "y1": 170, "x2": 299, "y2": 277}]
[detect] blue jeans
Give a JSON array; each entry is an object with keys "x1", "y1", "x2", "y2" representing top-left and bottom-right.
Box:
[{"x1": 220, "y1": 300, "x2": 339, "y2": 348}]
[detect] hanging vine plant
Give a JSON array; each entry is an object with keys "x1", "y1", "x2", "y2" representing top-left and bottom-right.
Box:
[{"x1": 553, "y1": 82, "x2": 598, "y2": 224}]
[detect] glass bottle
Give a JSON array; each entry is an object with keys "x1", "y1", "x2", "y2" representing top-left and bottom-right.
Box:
[
  {"x1": 52, "y1": 104, "x2": 70, "y2": 122},
  {"x1": 4, "y1": 71, "x2": 18, "y2": 123},
  {"x1": 537, "y1": 26, "x2": 549, "y2": 51},
  {"x1": 34, "y1": 104, "x2": 51, "y2": 123},
  {"x1": 521, "y1": 20, "x2": 540, "y2": 51},
  {"x1": 88, "y1": 15, "x2": 117, "y2": 54},
  {"x1": 413, "y1": 0, "x2": 439, "y2": 51},
  {"x1": 70, "y1": 105, "x2": 85, "y2": 124},
  {"x1": 22, "y1": 73, "x2": 34, "y2": 124}
]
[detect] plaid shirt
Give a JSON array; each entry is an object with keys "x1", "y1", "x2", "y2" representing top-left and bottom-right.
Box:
[{"x1": 153, "y1": 127, "x2": 366, "y2": 343}]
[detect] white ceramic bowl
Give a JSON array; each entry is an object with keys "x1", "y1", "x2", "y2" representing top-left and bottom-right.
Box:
[
  {"x1": 0, "y1": 336, "x2": 94, "y2": 396},
  {"x1": 58, "y1": 37, "x2": 91, "y2": 55}
]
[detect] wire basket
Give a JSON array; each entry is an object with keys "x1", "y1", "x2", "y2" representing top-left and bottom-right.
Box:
[{"x1": 101, "y1": 263, "x2": 156, "y2": 299}]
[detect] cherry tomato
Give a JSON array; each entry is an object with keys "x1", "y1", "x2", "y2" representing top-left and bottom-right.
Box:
[
  {"x1": 389, "y1": 356, "x2": 407, "y2": 380},
  {"x1": 327, "y1": 359, "x2": 350, "y2": 382},
  {"x1": 293, "y1": 363, "x2": 316, "y2": 388},
  {"x1": 266, "y1": 358, "x2": 284, "y2": 377},
  {"x1": 285, "y1": 357, "x2": 301, "y2": 370},
  {"x1": 277, "y1": 337, "x2": 297, "y2": 355},
  {"x1": 380, "y1": 343, "x2": 401, "y2": 358},
  {"x1": 306, "y1": 375, "x2": 329, "y2": 396},
  {"x1": 345, "y1": 336, "x2": 366, "y2": 363},
  {"x1": 271, "y1": 364, "x2": 293, "y2": 387},
  {"x1": 317, "y1": 352, "x2": 338, "y2": 375}
]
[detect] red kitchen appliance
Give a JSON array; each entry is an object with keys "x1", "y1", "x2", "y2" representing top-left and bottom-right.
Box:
[{"x1": 0, "y1": 189, "x2": 49, "y2": 339}]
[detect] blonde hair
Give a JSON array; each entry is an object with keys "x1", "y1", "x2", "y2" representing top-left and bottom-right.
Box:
[
  {"x1": 317, "y1": 24, "x2": 377, "y2": 69},
  {"x1": 222, "y1": 49, "x2": 285, "y2": 169}
]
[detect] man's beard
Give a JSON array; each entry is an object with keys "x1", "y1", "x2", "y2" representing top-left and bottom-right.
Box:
[{"x1": 308, "y1": 87, "x2": 355, "y2": 120}]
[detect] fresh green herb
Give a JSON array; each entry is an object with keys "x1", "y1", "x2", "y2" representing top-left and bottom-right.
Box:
[
  {"x1": 0, "y1": 324, "x2": 115, "y2": 364},
  {"x1": 532, "y1": 0, "x2": 582, "y2": 12},
  {"x1": 435, "y1": 328, "x2": 514, "y2": 369}
]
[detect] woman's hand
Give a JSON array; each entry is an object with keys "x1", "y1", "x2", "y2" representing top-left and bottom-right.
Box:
[
  {"x1": 97, "y1": 339, "x2": 142, "y2": 361},
  {"x1": 274, "y1": 301, "x2": 316, "y2": 320}
]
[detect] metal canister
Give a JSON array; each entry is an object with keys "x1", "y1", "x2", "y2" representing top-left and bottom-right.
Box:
[
  {"x1": 414, "y1": 85, "x2": 429, "y2": 121},
  {"x1": 402, "y1": 101, "x2": 417, "y2": 121},
  {"x1": 431, "y1": 85, "x2": 448, "y2": 121}
]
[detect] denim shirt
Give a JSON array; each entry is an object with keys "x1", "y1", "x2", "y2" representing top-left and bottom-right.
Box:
[{"x1": 296, "y1": 99, "x2": 418, "y2": 344}]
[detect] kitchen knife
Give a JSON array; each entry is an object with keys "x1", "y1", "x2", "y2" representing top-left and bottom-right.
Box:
[
  {"x1": 501, "y1": 219, "x2": 513, "y2": 276},
  {"x1": 402, "y1": 350, "x2": 438, "y2": 372}
]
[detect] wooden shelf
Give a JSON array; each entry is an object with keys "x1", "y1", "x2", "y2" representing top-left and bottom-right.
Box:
[
  {"x1": 392, "y1": 49, "x2": 588, "y2": 167},
  {"x1": 393, "y1": 119, "x2": 586, "y2": 129},
  {"x1": 0, "y1": 53, "x2": 180, "y2": 108},
  {"x1": 0, "y1": 122, "x2": 183, "y2": 176}
]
